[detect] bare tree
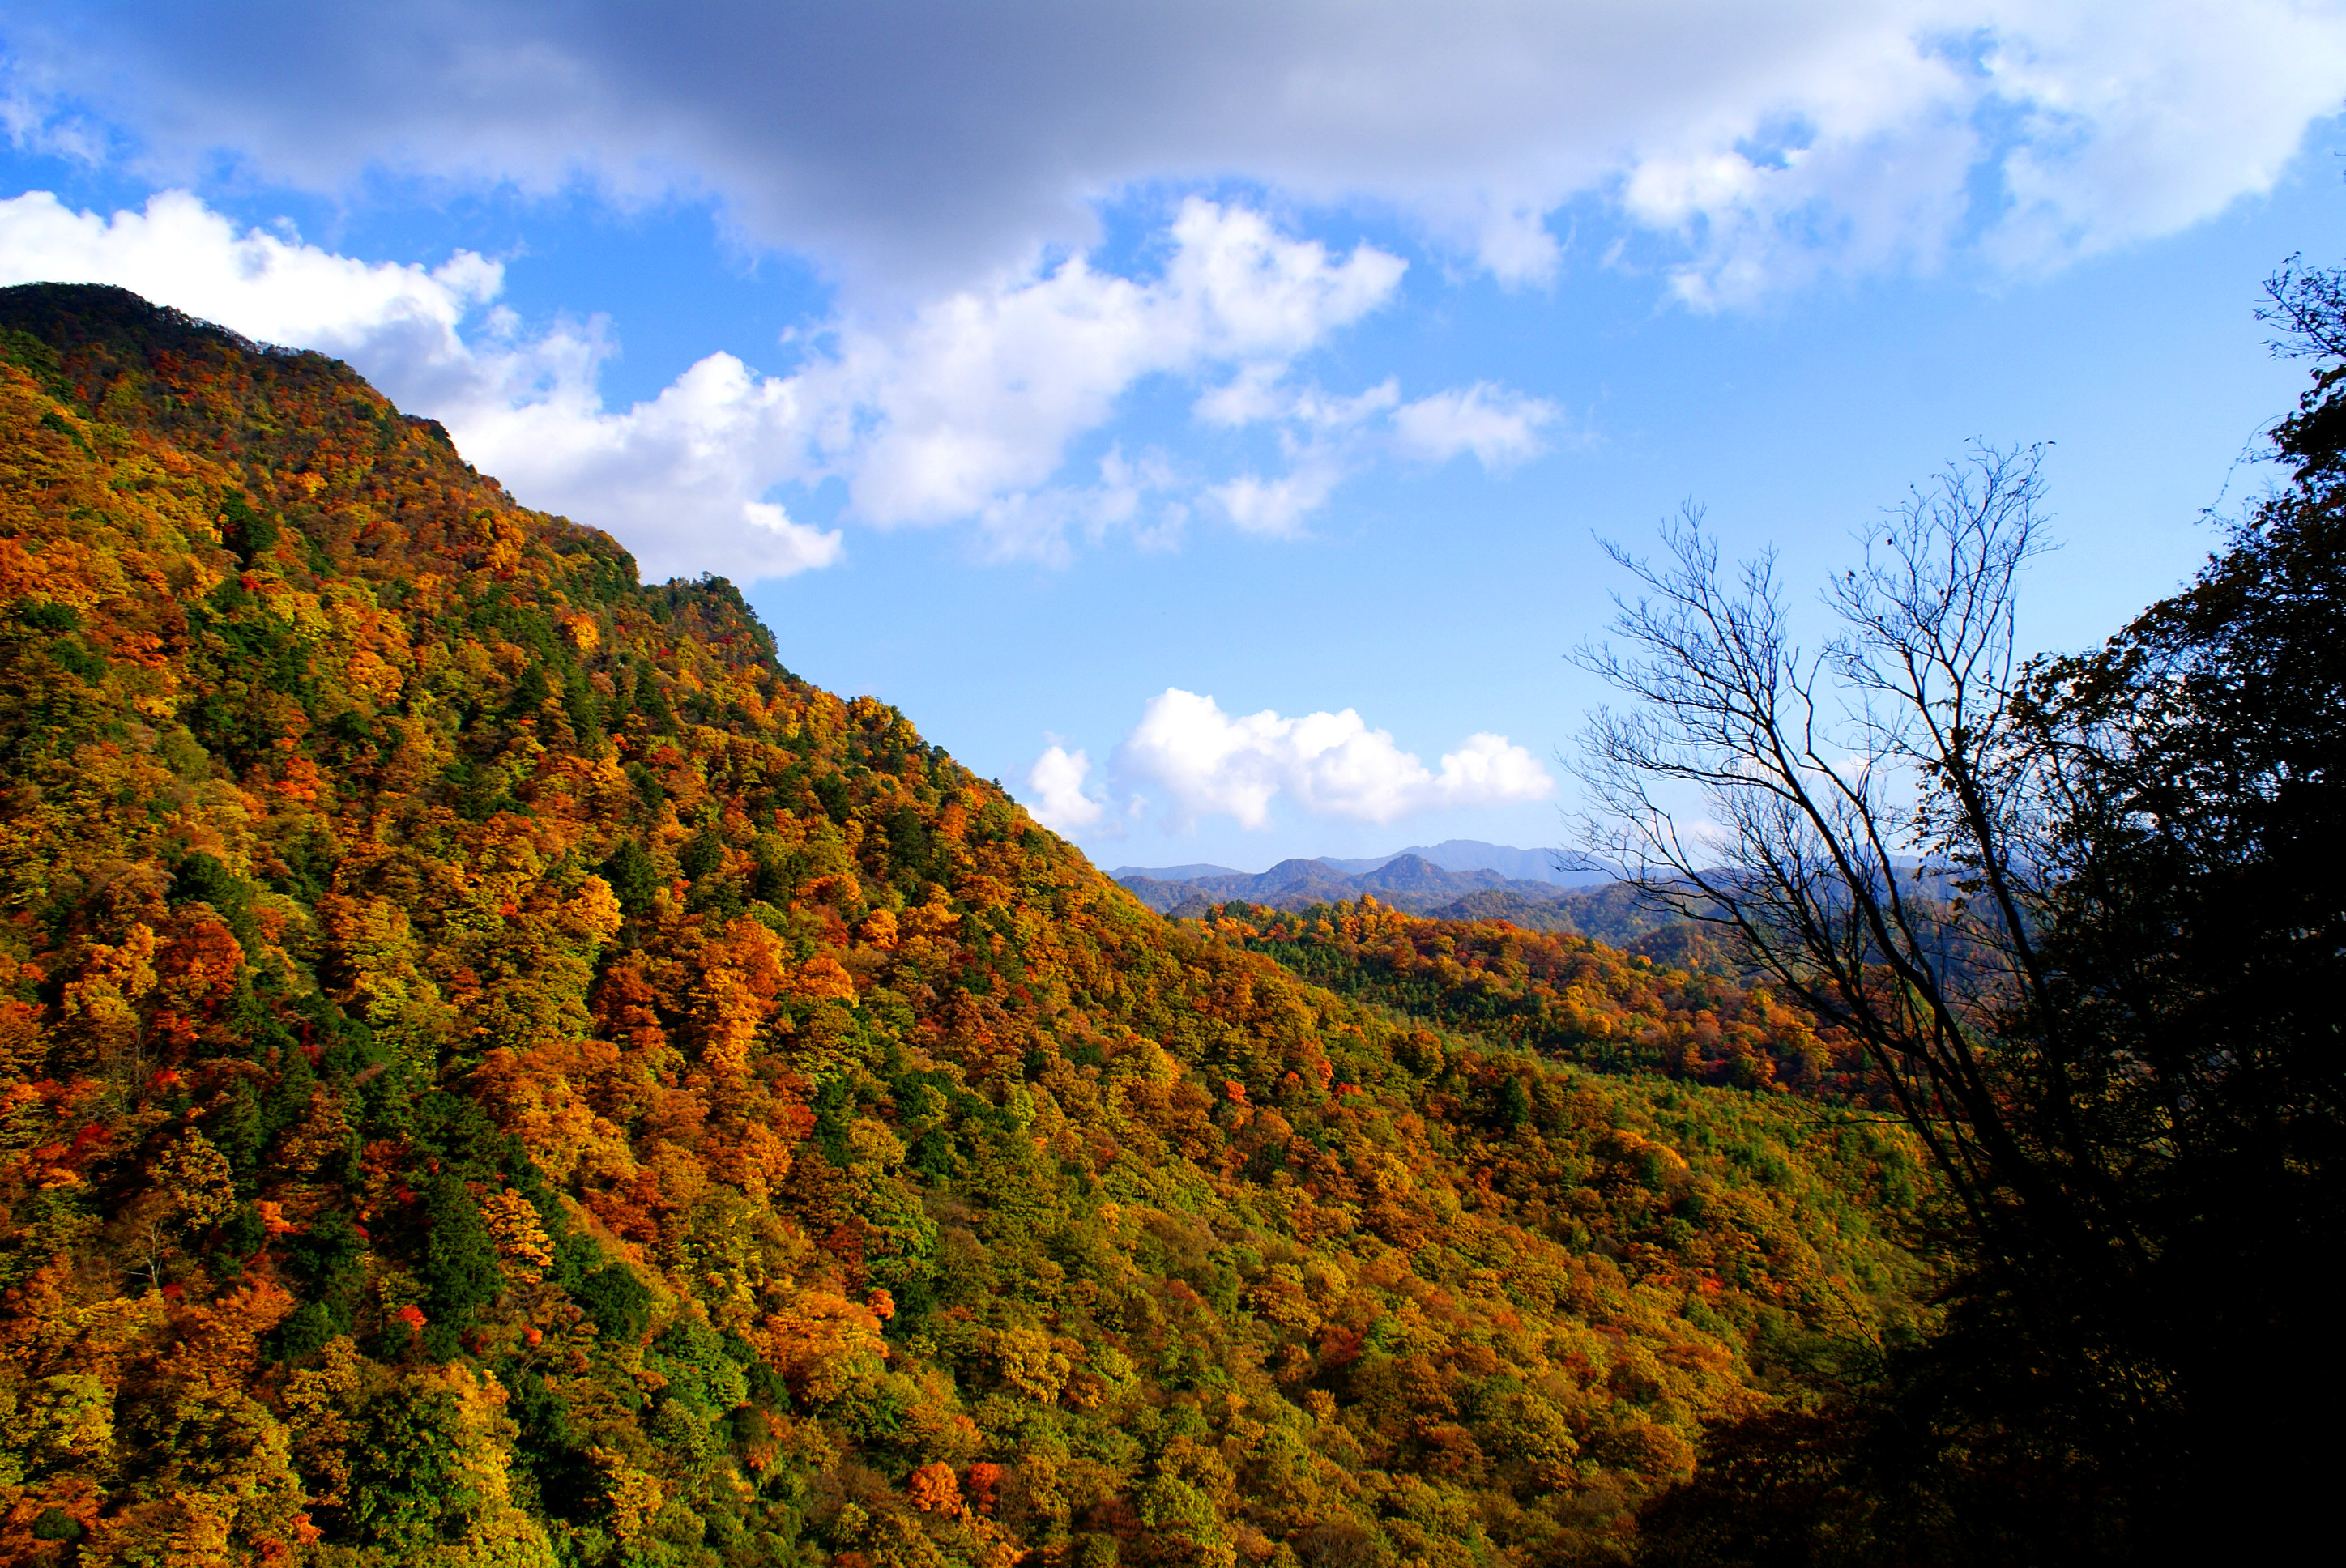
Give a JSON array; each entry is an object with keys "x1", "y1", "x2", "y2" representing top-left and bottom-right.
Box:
[
  {"x1": 1576, "y1": 279, "x2": 2346, "y2": 1556},
  {"x1": 1570, "y1": 445, "x2": 2130, "y2": 1264},
  {"x1": 2259, "y1": 251, "x2": 2346, "y2": 360}
]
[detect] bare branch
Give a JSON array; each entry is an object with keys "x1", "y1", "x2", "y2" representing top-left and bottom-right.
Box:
[{"x1": 1570, "y1": 450, "x2": 2120, "y2": 1255}]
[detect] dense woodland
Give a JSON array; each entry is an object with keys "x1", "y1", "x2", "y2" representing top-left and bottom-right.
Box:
[
  {"x1": 0, "y1": 287, "x2": 1930, "y2": 1567},
  {"x1": 3, "y1": 258, "x2": 2336, "y2": 1568},
  {"x1": 1192, "y1": 905, "x2": 1862, "y2": 1100}
]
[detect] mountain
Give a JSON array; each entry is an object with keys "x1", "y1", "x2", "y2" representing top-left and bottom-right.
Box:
[
  {"x1": 1357, "y1": 852, "x2": 1511, "y2": 897},
  {"x1": 1104, "y1": 861, "x2": 1243, "y2": 881},
  {"x1": 1196, "y1": 901, "x2": 1874, "y2": 1097},
  {"x1": 1117, "y1": 854, "x2": 1572, "y2": 916},
  {"x1": 1119, "y1": 843, "x2": 1605, "y2": 888},
  {"x1": 1428, "y1": 882, "x2": 1708, "y2": 946},
  {"x1": 0, "y1": 285, "x2": 1922, "y2": 1568},
  {"x1": 1316, "y1": 839, "x2": 1606, "y2": 886},
  {"x1": 1098, "y1": 873, "x2": 1198, "y2": 911},
  {"x1": 1119, "y1": 856, "x2": 1365, "y2": 910}
]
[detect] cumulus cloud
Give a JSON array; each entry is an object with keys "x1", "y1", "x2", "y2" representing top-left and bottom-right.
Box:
[
  {"x1": 1114, "y1": 688, "x2": 1553, "y2": 829},
  {"x1": 815, "y1": 200, "x2": 1405, "y2": 528},
  {"x1": 1391, "y1": 382, "x2": 1558, "y2": 470},
  {"x1": 0, "y1": 189, "x2": 1488, "y2": 569},
  {"x1": 1023, "y1": 744, "x2": 1107, "y2": 834},
  {"x1": 456, "y1": 347, "x2": 843, "y2": 584},
  {"x1": 1191, "y1": 371, "x2": 1559, "y2": 530},
  {"x1": 0, "y1": 189, "x2": 842, "y2": 582},
  {"x1": 0, "y1": 189, "x2": 503, "y2": 366},
  {"x1": 1210, "y1": 463, "x2": 1350, "y2": 537},
  {"x1": 5, "y1": 2, "x2": 2340, "y2": 300}
]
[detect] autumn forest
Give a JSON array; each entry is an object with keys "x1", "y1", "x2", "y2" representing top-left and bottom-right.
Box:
[{"x1": 0, "y1": 275, "x2": 2336, "y2": 1567}]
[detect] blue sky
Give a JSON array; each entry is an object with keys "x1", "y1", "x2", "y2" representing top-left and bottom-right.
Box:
[{"x1": 5, "y1": 2, "x2": 2344, "y2": 872}]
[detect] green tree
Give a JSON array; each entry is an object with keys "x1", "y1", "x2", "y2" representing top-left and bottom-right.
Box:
[
  {"x1": 599, "y1": 837, "x2": 661, "y2": 916},
  {"x1": 421, "y1": 1175, "x2": 500, "y2": 1357}
]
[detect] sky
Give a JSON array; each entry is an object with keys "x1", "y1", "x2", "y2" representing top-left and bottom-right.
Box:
[{"x1": 3, "y1": 1, "x2": 2344, "y2": 874}]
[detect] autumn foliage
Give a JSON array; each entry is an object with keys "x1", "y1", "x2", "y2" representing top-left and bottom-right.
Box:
[
  {"x1": 1195, "y1": 902, "x2": 1872, "y2": 1098},
  {"x1": 0, "y1": 287, "x2": 1923, "y2": 1568}
]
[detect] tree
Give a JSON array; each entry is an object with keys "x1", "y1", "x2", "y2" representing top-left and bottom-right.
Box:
[
  {"x1": 2005, "y1": 255, "x2": 2346, "y2": 1543},
  {"x1": 420, "y1": 1175, "x2": 501, "y2": 1358},
  {"x1": 1576, "y1": 452, "x2": 2203, "y2": 1554},
  {"x1": 599, "y1": 838, "x2": 661, "y2": 917},
  {"x1": 1581, "y1": 371, "x2": 2346, "y2": 1553},
  {"x1": 1573, "y1": 446, "x2": 2107, "y2": 1263}
]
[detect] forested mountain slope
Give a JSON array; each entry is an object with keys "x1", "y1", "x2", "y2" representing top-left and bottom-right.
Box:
[
  {"x1": 1191, "y1": 904, "x2": 1864, "y2": 1098},
  {"x1": 0, "y1": 286, "x2": 1922, "y2": 1568}
]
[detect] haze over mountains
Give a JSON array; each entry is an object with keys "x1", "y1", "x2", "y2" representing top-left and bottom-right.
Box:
[
  {"x1": 1315, "y1": 839, "x2": 1592, "y2": 883},
  {"x1": 1111, "y1": 840, "x2": 1615, "y2": 927},
  {"x1": 1112, "y1": 837, "x2": 1605, "y2": 903}
]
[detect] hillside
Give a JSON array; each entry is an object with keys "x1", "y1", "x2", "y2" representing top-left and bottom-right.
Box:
[
  {"x1": 1143, "y1": 878, "x2": 1701, "y2": 957},
  {"x1": 0, "y1": 286, "x2": 1924, "y2": 1568},
  {"x1": 1411, "y1": 887, "x2": 1697, "y2": 951},
  {"x1": 1119, "y1": 863, "x2": 1698, "y2": 955},
  {"x1": 1190, "y1": 903, "x2": 1863, "y2": 1098}
]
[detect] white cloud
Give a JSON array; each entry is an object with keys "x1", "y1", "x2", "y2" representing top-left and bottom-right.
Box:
[
  {"x1": 1114, "y1": 688, "x2": 1553, "y2": 829},
  {"x1": 0, "y1": 188, "x2": 501, "y2": 364},
  {"x1": 2, "y1": 189, "x2": 1511, "y2": 569},
  {"x1": 1023, "y1": 744, "x2": 1107, "y2": 833},
  {"x1": 1977, "y1": 2, "x2": 2346, "y2": 273},
  {"x1": 454, "y1": 346, "x2": 844, "y2": 584},
  {"x1": 1391, "y1": 382, "x2": 1558, "y2": 470},
  {"x1": 0, "y1": 189, "x2": 842, "y2": 582},
  {"x1": 1194, "y1": 371, "x2": 1557, "y2": 529},
  {"x1": 1209, "y1": 463, "x2": 1350, "y2": 537},
  {"x1": 6, "y1": 2, "x2": 2340, "y2": 301},
  {"x1": 1196, "y1": 371, "x2": 1401, "y2": 432},
  {"x1": 816, "y1": 199, "x2": 1405, "y2": 528}
]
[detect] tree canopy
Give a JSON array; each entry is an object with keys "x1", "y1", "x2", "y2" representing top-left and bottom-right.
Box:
[{"x1": 0, "y1": 284, "x2": 1924, "y2": 1568}]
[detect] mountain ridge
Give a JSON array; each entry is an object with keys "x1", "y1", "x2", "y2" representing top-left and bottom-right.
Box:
[
  {"x1": 1115, "y1": 837, "x2": 1605, "y2": 888},
  {"x1": 1118, "y1": 851, "x2": 1575, "y2": 917}
]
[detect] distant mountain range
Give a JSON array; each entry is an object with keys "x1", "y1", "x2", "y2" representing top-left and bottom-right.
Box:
[
  {"x1": 1114, "y1": 844, "x2": 1614, "y2": 922},
  {"x1": 1318, "y1": 838, "x2": 1602, "y2": 884},
  {"x1": 1115, "y1": 856, "x2": 1722, "y2": 962},
  {"x1": 1102, "y1": 842, "x2": 1752, "y2": 953},
  {"x1": 1112, "y1": 838, "x2": 1604, "y2": 890},
  {"x1": 1115, "y1": 853, "x2": 1530, "y2": 915}
]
